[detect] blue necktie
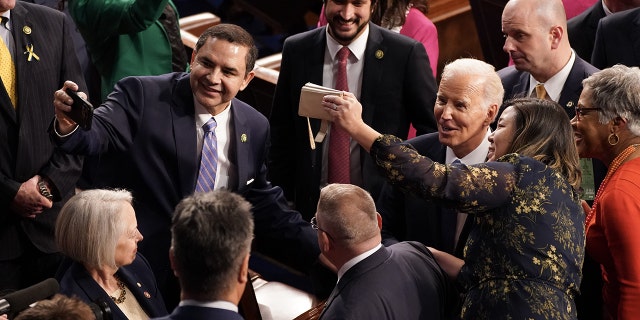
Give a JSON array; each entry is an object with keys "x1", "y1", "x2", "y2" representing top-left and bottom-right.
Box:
[{"x1": 196, "y1": 118, "x2": 218, "y2": 192}]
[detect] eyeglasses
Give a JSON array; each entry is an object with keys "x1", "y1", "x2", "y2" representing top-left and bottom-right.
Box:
[
  {"x1": 310, "y1": 216, "x2": 335, "y2": 241},
  {"x1": 574, "y1": 105, "x2": 601, "y2": 120}
]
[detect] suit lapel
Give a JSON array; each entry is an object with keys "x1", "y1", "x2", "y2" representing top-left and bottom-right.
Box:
[
  {"x1": 308, "y1": 29, "x2": 329, "y2": 138},
  {"x1": 11, "y1": 4, "x2": 35, "y2": 119},
  {"x1": 558, "y1": 57, "x2": 587, "y2": 116},
  {"x1": 230, "y1": 98, "x2": 248, "y2": 191},
  {"x1": 360, "y1": 23, "x2": 384, "y2": 126},
  {"x1": 171, "y1": 75, "x2": 199, "y2": 197}
]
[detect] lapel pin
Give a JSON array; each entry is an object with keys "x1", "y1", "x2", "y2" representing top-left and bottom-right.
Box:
[
  {"x1": 24, "y1": 44, "x2": 40, "y2": 62},
  {"x1": 566, "y1": 101, "x2": 574, "y2": 108},
  {"x1": 136, "y1": 282, "x2": 142, "y2": 288},
  {"x1": 375, "y1": 50, "x2": 384, "y2": 59},
  {"x1": 22, "y1": 26, "x2": 31, "y2": 35},
  {"x1": 144, "y1": 291, "x2": 151, "y2": 299},
  {"x1": 241, "y1": 133, "x2": 247, "y2": 143}
]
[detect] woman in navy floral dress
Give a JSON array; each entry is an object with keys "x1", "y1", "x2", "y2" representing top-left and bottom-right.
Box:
[{"x1": 323, "y1": 95, "x2": 585, "y2": 319}]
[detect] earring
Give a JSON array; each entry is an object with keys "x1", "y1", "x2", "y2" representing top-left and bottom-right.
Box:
[{"x1": 608, "y1": 133, "x2": 619, "y2": 146}]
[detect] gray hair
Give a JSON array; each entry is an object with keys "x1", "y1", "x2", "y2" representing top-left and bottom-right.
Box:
[
  {"x1": 582, "y1": 64, "x2": 640, "y2": 136},
  {"x1": 440, "y1": 58, "x2": 504, "y2": 120},
  {"x1": 316, "y1": 184, "x2": 378, "y2": 245},
  {"x1": 171, "y1": 190, "x2": 254, "y2": 299},
  {"x1": 55, "y1": 189, "x2": 133, "y2": 269}
]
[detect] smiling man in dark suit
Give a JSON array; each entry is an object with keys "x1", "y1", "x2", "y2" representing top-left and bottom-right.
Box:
[
  {"x1": 50, "y1": 23, "x2": 319, "y2": 310},
  {"x1": 0, "y1": 0, "x2": 85, "y2": 291},
  {"x1": 268, "y1": 0, "x2": 438, "y2": 223},
  {"x1": 377, "y1": 58, "x2": 502, "y2": 259}
]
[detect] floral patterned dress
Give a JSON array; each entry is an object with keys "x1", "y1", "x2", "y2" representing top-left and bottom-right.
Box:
[{"x1": 371, "y1": 135, "x2": 585, "y2": 319}]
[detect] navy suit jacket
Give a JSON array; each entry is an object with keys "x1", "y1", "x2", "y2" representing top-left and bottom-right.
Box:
[
  {"x1": 59, "y1": 253, "x2": 168, "y2": 320},
  {"x1": 0, "y1": 2, "x2": 85, "y2": 259},
  {"x1": 378, "y1": 133, "x2": 470, "y2": 257},
  {"x1": 568, "y1": 2, "x2": 606, "y2": 62},
  {"x1": 591, "y1": 7, "x2": 640, "y2": 69},
  {"x1": 269, "y1": 22, "x2": 438, "y2": 220},
  {"x1": 154, "y1": 306, "x2": 244, "y2": 320},
  {"x1": 498, "y1": 55, "x2": 597, "y2": 119},
  {"x1": 320, "y1": 243, "x2": 452, "y2": 319},
  {"x1": 53, "y1": 72, "x2": 319, "y2": 290}
]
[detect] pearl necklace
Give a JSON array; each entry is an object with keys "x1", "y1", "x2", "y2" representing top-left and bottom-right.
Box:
[
  {"x1": 586, "y1": 144, "x2": 640, "y2": 227},
  {"x1": 110, "y1": 276, "x2": 126, "y2": 304}
]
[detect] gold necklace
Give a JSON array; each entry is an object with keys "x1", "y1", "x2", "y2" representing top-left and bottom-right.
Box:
[
  {"x1": 110, "y1": 276, "x2": 126, "y2": 304},
  {"x1": 586, "y1": 144, "x2": 640, "y2": 227}
]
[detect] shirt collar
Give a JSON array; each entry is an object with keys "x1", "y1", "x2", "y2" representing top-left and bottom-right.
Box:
[
  {"x1": 195, "y1": 99, "x2": 232, "y2": 128},
  {"x1": 1, "y1": 11, "x2": 10, "y2": 31},
  {"x1": 601, "y1": 0, "x2": 614, "y2": 16},
  {"x1": 179, "y1": 300, "x2": 238, "y2": 312},
  {"x1": 529, "y1": 50, "x2": 575, "y2": 102},
  {"x1": 445, "y1": 128, "x2": 492, "y2": 164},
  {"x1": 325, "y1": 24, "x2": 369, "y2": 63},
  {"x1": 337, "y1": 243, "x2": 382, "y2": 281}
]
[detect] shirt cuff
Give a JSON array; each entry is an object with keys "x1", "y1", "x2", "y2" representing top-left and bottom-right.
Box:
[{"x1": 53, "y1": 117, "x2": 79, "y2": 138}]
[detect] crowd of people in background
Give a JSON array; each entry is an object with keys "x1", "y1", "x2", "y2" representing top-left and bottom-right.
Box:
[{"x1": 2, "y1": 0, "x2": 640, "y2": 319}]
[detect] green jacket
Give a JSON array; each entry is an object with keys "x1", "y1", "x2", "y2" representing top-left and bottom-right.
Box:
[{"x1": 69, "y1": 0, "x2": 186, "y2": 101}]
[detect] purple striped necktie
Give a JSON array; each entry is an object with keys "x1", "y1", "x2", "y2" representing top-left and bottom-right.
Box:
[{"x1": 196, "y1": 117, "x2": 218, "y2": 192}]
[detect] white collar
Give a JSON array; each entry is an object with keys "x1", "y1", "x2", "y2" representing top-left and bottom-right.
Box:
[
  {"x1": 337, "y1": 243, "x2": 382, "y2": 282},
  {"x1": 195, "y1": 99, "x2": 232, "y2": 128},
  {"x1": 179, "y1": 299, "x2": 238, "y2": 312},
  {"x1": 445, "y1": 128, "x2": 492, "y2": 164},
  {"x1": 325, "y1": 23, "x2": 369, "y2": 63},
  {"x1": 529, "y1": 50, "x2": 576, "y2": 102}
]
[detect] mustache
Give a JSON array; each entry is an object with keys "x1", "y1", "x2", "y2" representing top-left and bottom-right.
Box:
[{"x1": 333, "y1": 16, "x2": 358, "y2": 24}]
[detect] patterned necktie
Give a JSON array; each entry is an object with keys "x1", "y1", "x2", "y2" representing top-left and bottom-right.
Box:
[
  {"x1": 196, "y1": 118, "x2": 218, "y2": 192},
  {"x1": 535, "y1": 83, "x2": 548, "y2": 100},
  {"x1": 0, "y1": 17, "x2": 16, "y2": 108},
  {"x1": 328, "y1": 46, "x2": 351, "y2": 184}
]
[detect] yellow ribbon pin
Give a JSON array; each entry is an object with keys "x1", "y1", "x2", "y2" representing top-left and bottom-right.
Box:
[{"x1": 24, "y1": 44, "x2": 40, "y2": 62}]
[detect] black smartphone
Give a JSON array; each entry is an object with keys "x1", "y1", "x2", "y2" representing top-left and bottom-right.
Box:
[{"x1": 64, "y1": 88, "x2": 93, "y2": 130}]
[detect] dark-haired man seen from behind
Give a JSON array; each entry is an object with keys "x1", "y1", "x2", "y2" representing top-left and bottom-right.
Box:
[{"x1": 153, "y1": 190, "x2": 254, "y2": 320}]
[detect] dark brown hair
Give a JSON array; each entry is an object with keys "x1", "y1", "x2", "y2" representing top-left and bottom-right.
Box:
[{"x1": 505, "y1": 98, "x2": 581, "y2": 189}]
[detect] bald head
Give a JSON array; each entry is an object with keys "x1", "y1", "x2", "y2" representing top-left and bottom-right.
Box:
[
  {"x1": 316, "y1": 184, "x2": 379, "y2": 247},
  {"x1": 502, "y1": 0, "x2": 572, "y2": 82}
]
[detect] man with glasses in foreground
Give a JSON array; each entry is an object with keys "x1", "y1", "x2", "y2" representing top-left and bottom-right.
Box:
[{"x1": 313, "y1": 183, "x2": 453, "y2": 319}]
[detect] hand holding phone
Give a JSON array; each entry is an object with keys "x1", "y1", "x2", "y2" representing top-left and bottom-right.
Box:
[{"x1": 64, "y1": 88, "x2": 93, "y2": 130}]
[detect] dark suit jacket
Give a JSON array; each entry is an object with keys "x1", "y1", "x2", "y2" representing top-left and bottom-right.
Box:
[
  {"x1": 320, "y1": 242, "x2": 452, "y2": 319},
  {"x1": 591, "y1": 7, "x2": 640, "y2": 69},
  {"x1": 568, "y1": 1, "x2": 605, "y2": 62},
  {"x1": 59, "y1": 253, "x2": 167, "y2": 320},
  {"x1": 52, "y1": 72, "x2": 319, "y2": 289},
  {"x1": 498, "y1": 55, "x2": 597, "y2": 119},
  {"x1": 269, "y1": 23, "x2": 438, "y2": 220},
  {"x1": 378, "y1": 133, "x2": 470, "y2": 257},
  {"x1": 154, "y1": 306, "x2": 244, "y2": 320},
  {"x1": 0, "y1": 2, "x2": 85, "y2": 259}
]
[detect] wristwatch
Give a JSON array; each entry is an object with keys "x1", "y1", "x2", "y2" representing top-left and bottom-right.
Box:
[{"x1": 38, "y1": 179, "x2": 54, "y2": 201}]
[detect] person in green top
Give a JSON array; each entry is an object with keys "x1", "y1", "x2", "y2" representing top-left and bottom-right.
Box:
[{"x1": 67, "y1": 0, "x2": 188, "y2": 102}]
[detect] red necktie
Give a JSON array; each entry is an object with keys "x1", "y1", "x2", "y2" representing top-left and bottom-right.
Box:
[{"x1": 328, "y1": 46, "x2": 351, "y2": 184}]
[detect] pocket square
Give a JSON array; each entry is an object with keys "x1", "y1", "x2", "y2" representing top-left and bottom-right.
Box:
[{"x1": 246, "y1": 178, "x2": 254, "y2": 185}]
